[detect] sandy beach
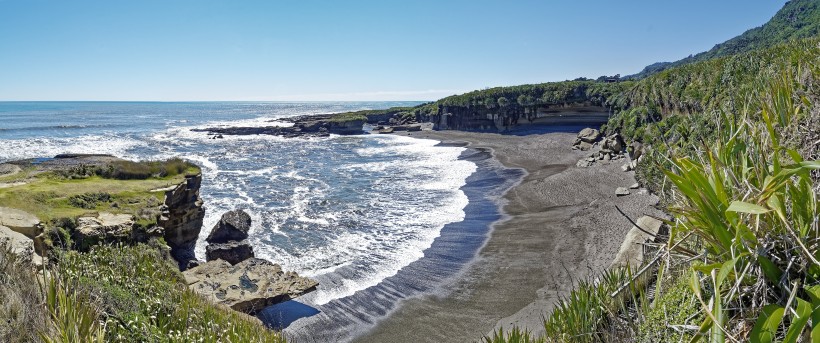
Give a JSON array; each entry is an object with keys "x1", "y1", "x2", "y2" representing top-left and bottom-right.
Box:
[{"x1": 355, "y1": 129, "x2": 666, "y2": 342}]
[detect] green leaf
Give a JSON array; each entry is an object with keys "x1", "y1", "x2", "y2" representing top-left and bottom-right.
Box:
[
  {"x1": 805, "y1": 286, "x2": 820, "y2": 343},
  {"x1": 784, "y1": 298, "x2": 812, "y2": 343},
  {"x1": 750, "y1": 304, "x2": 784, "y2": 343},
  {"x1": 758, "y1": 256, "x2": 783, "y2": 285},
  {"x1": 726, "y1": 201, "x2": 771, "y2": 215}
]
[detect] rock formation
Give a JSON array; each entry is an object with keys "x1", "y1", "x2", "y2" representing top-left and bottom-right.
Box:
[
  {"x1": 206, "y1": 240, "x2": 254, "y2": 265},
  {"x1": 206, "y1": 210, "x2": 251, "y2": 243},
  {"x1": 0, "y1": 206, "x2": 43, "y2": 239},
  {"x1": 205, "y1": 210, "x2": 254, "y2": 265},
  {"x1": 158, "y1": 173, "x2": 205, "y2": 268},
  {"x1": 611, "y1": 216, "x2": 665, "y2": 268},
  {"x1": 183, "y1": 258, "x2": 318, "y2": 315}
]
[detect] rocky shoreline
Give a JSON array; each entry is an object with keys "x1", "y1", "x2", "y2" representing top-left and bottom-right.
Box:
[{"x1": 0, "y1": 154, "x2": 317, "y2": 321}]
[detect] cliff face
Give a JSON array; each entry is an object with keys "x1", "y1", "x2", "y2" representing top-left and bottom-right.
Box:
[
  {"x1": 426, "y1": 104, "x2": 611, "y2": 131},
  {"x1": 158, "y1": 173, "x2": 205, "y2": 266}
]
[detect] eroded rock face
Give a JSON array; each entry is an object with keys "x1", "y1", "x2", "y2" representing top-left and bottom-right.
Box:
[
  {"x1": 0, "y1": 207, "x2": 42, "y2": 239},
  {"x1": 158, "y1": 174, "x2": 205, "y2": 266},
  {"x1": 205, "y1": 240, "x2": 254, "y2": 265},
  {"x1": 183, "y1": 258, "x2": 318, "y2": 314},
  {"x1": 206, "y1": 210, "x2": 251, "y2": 244},
  {"x1": 0, "y1": 224, "x2": 42, "y2": 267},
  {"x1": 72, "y1": 212, "x2": 163, "y2": 251}
]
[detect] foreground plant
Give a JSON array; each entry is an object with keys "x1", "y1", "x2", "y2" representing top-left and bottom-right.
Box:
[{"x1": 664, "y1": 69, "x2": 820, "y2": 342}]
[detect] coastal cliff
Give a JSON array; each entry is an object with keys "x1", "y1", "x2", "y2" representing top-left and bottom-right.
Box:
[{"x1": 158, "y1": 173, "x2": 205, "y2": 267}]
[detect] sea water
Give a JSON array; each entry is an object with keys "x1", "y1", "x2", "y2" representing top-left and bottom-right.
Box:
[{"x1": 0, "y1": 101, "x2": 498, "y2": 339}]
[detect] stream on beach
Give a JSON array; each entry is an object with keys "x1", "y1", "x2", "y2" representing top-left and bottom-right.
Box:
[{"x1": 0, "y1": 101, "x2": 520, "y2": 341}]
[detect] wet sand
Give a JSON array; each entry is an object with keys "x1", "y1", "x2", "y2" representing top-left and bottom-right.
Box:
[{"x1": 355, "y1": 129, "x2": 666, "y2": 342}]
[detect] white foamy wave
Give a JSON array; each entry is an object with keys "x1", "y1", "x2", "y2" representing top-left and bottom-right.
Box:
[
  {"x1": 251, "y1": 135, "x2": 477, "y2": 305},
  {"x1": 0, "y1": 134, "x2": 147, "y2": 162}
]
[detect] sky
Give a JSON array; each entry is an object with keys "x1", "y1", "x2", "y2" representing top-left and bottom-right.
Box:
[{"x1": 0, "y1": 1, "x2": 787, "y2": 101}]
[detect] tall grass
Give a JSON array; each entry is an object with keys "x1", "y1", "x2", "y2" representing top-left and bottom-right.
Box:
[{"x1": 663, "y1": 68, "x2": 820, "y2": 341}]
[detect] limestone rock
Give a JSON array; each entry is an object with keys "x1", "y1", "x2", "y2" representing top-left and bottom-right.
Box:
[
  {"x1": 629, "y1": 183, "x2": 640, "y2": 189},
  {"x1": 576, "y1": 128, "x2": 600, "y2": 143},
  {"x1": 611, "y1": 216, "x2": 664, "y2": 268},
  {"x1": 183, "y1": 258, "x2": 318, "y2": 314},
  {"x1": 629, "y1": 141, "x2": 644, "y2": 160},
  {"x1": 0, "y1": 207, "x2": 42, "y2": 238},
  {"x1": 603, "y1": 134, "x2": 625, "y2": 152},
  {"x1": 158, "y1": 174, "x2": 205, "y2": 266},
  {"x1": 73, "y1": 213, "x2": 135, "y2": 250},
  {"x1": 621, "y1": 163, "x2": 633, "y2": 172},
  {"x1": 615, "y1": 187, "x2": 630, "y2": 196},
  {"x1": 207, "y1": 210, "x2": 251, "y2": 244},
  {"x1": 0, "y1": 225, "x2": 43, "y2": 267},
  {"x1": 206, "y1": 240, "x2": 254, "y2": 265},
  {"x1": 577, "y1": 141, "x2": 593, "y2": 151}
]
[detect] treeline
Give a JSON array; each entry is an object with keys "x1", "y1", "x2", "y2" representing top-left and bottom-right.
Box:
[{"x1": 606, "y1": 36, "x2": 820, "y2": 147}]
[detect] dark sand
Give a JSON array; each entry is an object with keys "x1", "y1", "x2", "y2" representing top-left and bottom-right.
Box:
[{"x1": 354, "y1": 130, "x2": 666, "y2": 342}]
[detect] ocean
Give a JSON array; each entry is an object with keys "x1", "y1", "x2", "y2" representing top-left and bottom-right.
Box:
[{"x1": 0, "y1": 101, "x2": 519, "y2": 341}]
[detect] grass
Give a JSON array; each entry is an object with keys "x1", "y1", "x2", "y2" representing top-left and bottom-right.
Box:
[
  {"x1": 328, "y1": 112, "x2": 368, "y2": 123},
  {"x1": 0, "y1": 241, "x2": 286, "y2": 343},
  {"x1": 486, "y1": 39, "x2": 819, "y2": 343},
  {"x1": 57, "y1": 243, "x2": 285, "y2": 342},
  {"x1": 0, "y1": 158, "x2": 199, "y2": 224}
]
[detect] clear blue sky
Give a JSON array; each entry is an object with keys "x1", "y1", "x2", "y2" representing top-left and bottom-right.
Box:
[{"x1": 0, "y1": 0, "x2": 786, "y2": 101}]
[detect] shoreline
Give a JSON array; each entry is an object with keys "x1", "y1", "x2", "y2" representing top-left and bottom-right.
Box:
[
  {"x1": 355, "y1": 128, "x2": 666, "y2": 342},
  {"x1": 282, "y1": 138, "x2": 521, "y2": 342}
]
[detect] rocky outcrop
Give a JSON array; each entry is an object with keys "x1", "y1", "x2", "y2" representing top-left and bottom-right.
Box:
[
  {"x1": 192, "y1": 114, "x2": 366, "y2": 138},
  {"x1": 205, "y1": 210, "x2": 254, "y2": 265},
  {"x1": 576, "y1": 128, "x2": 600, "y2": 143},
  {"x1": 602, "y1": 133, "x2": 625, "y2": 152},
  {"x1": 158, "y1": 174, "x2": 205, "y2": 267},
  {"x1": 611, "y1": 216, "x2": 665, "y2": 268},
  {"x1": 72, "y1": 212, "x2": 164, "y2": 251},
  {"x1": 0, "y1": 224, "x2": 43, "y2": 267},
  {"x1": 183, "y1": 258, "x2": 318, "y2": 314},
  {"x1": 206, "y1": 210, "x2": 251, "y2": 243},
  {"x1": 0, "y1": 207, "x2": 42, "y2": 239},
  {"x1": 206, "y1": 240, "x2": 254, "y2": 265}
]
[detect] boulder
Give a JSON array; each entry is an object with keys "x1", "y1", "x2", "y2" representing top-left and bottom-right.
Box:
[
  {"x1": 603, "y1": 134, "x2": 625, "y2": 152},
  {"x1": 576, "y1": 141, "x2": 593, "y2": 151},
  {"x1": 206, "y1": 240, "x2": 254, "y2": 265},
  {"x1": 206, "y1": 210, "x2": 251, "y2": 244},
  {"x1": 615, "y1": 187, "x2": 630, "y2": 196},
  {"x1": 72, "y1": 212, "x2": 135, "y2": 250},
  {"x1": 629, "y1": 141, "x2": 644, "y2": 160},
  {"x1": 577, "y1": 128, "x2": 600, "y2": 143},
  {"x1": 183, "y1": 258, "x2": 318, "y2": 314},
  {"x1": 0, "y1": 207, "x2": 42, "y2": 238},
  {"x1": 0, "y1": 224, "x2": 42, "y2": 267},
  {"x1": 611, "y1": 216, "x2": 664, "y2": 268}
]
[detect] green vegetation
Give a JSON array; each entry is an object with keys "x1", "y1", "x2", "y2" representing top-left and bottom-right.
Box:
[
  {"x1": 0, "y1": 158, "x2": 198, "y2": 223},
  {"x1": 628, "y1": 0, "x2": 820, "y2": 79},
  {"x1": 0, "y1": 242, "x2": 285, "y2": 343},
  {"x1": 486, "y1": 2, "x2": 820, "y2": 338}
]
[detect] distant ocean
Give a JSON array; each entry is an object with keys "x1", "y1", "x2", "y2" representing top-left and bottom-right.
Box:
[{"x1": 0, "y1": 102, "x2": 517, "y2": 340}]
